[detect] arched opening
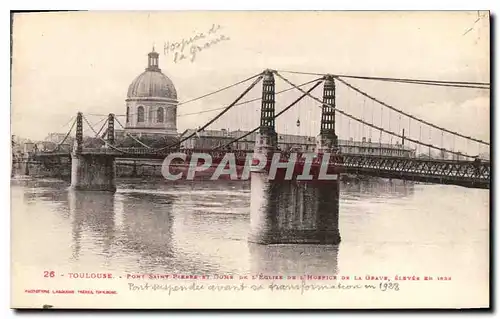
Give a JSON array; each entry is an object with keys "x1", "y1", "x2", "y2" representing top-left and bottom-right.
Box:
[
  {"x1": 126, "y1": 107, "x2": 130, "y2": 123},
  {"x1": 137, "y1": 106, "x2": 145, "y2": 123},
  {"x1": 157, "y1": 107, "x2": 164, "y2": 123}
]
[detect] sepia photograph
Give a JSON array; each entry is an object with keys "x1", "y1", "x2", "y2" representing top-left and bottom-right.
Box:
[{"x1": 10, "y1": 10, "x2": 490, "y2": 309}]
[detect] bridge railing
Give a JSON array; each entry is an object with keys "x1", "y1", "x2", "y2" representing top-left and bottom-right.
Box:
[{"x1": 337, "y1": 153, "x2": 490, "y2": 180}]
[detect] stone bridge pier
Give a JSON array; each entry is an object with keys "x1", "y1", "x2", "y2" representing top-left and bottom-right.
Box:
[
  {"x1": 249, "y1": 72, "x2": 341, "y2": 245},
  {"x1": 70, "y1": 112, "x2": 117, "y2": 192}
]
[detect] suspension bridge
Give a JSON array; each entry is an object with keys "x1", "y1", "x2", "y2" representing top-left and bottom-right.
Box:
[
  {"x1": 18, "y1": 69, "x2": 490, "y2": 244},
  {"x1": 27, "y1": 69, "x2": 490, "y2": 189}
]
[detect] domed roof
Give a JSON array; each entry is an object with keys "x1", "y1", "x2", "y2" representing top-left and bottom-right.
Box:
[
  {"x1": 127, "y1": 50, "x2": 177, "y2": 100},
  {"x1": 127, "y1": 71, "x2": 177, "y2": 99}
]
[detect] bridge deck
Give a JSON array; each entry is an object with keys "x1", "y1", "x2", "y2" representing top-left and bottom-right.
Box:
[{"x1": 29, "y1": 148, "x2": 490, "y2": 189}]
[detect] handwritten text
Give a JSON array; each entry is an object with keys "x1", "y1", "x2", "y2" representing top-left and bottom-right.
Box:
[{"x1": 164, "y1": 24, "x2": 230, "y2": 63}]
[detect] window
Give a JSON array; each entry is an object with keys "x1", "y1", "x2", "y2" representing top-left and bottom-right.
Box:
[
  {"x1": 137, "y1": 106, "x2": 144, "y2": 123},
  {"x1": 126, "y1": 107, "x2": 130, "y2": 123},
  {"x1": 157, "y1": 107, "x2": 164, "y2": 123}
]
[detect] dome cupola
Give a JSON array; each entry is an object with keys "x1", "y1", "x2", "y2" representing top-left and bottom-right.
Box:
[
  {"x1": 124, "y1": 48, "x2": 178, "y2": 137},
  {"x1": 127, "y1": 48, "x2": 177, "y2": 100}
]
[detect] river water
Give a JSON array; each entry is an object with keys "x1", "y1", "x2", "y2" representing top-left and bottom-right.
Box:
[{"x1": 11, "y1": 177, "x2": 489, "y2": 308}]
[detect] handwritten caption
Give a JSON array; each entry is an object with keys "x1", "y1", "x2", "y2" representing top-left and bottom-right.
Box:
[
  {"x1": 25, "y1": 271, "x2": 453, "y2": 296},
  {"x1": 164, "y1": 24, "x2": 230, "y2": 63},
  {"x1": 128, "y1": 280, "x2": 400, "y2": 296}
]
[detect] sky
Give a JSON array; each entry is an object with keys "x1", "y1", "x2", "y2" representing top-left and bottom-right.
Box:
[{"x1": 11, "y1": 11, "x2": 490, "y2": 154}]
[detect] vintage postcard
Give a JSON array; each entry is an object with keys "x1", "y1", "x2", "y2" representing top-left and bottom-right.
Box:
[{"x1": 10, "y1": 11, "x2": 490, "y2": 309}]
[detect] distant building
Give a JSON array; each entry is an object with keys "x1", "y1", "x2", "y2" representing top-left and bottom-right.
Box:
[
  {"x1": 43, "y1": 133, "x2": 72, "y2": 151},
  {"x1": 11, "y1": 135, "x2": 37, "y2": 154},
  {"x1": 115, "y1": 129, "x2": 127, "y2": 140},
  {"x1": 22, "y1": 142, "x2": 36, "y2": 153},
  {"x1": 179, "y1": 129, "x2": 416, "y2": 157},
  {"x1": 451, "y1": 152, "x2": 465, "y2": 161},
  {"x1": 35, "y1": 141, "x2": 57, "y2": 152},
  {"x1": 478, "y1": 152, "x2": 490, "y2": 161},
  {"x1": 340, "y1": 137, "x2": 415, "y2": 158},
  {"x1": 45, "y1": 133, "x2": 68, "y2": 144},
  {"x1": 179, "y1": 129, "x2": 234, "y2": 149},
  {"x1": 439, "y1": 148, "x2": 448, "y2": 160}
]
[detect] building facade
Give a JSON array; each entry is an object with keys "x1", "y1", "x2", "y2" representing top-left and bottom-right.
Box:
[
  {"x1": 179, "y1": 129, "x2": 416, "y2": 157},
  {"x1": 45, "y1": 133, "x2": 68, "y2": 144}
]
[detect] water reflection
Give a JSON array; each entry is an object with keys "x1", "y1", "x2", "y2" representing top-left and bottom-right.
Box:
[
  {"x1": 248, "y1": 244, "x2": 339, "y2": 276},
  {"x1": 118, "y1": 192, "x2": 175, "y2": 273},
  {"x1": 22, "y1": 185, "x2": 69, "y2": 205},
  {"x1": 166, "y1": 181, "x2": 250, "y2": 275},
  {"x1": 119, "y1": 179, "x2": 250, "y2": 193},
  {"x1": 14, "y1": 176, "x2": 472, "y2": 277},
  {"x1": 68, "y1": 191, "x2": 115, "y2": 261},
  {"x1": 341, "y1": 179, "x2": 415, "y2": 200},
  {"x1": 15, "y1": 178, "x2": 69, "y2": 201}
]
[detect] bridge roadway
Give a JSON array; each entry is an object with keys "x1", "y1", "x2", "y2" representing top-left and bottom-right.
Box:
[{"x1": 31, "y1": 147, "x2": 490, "y2": 189}]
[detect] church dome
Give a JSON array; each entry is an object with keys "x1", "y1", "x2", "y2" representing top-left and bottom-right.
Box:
[{"x1": 127, "y1": 50, "x2": 177, "y2": 100}]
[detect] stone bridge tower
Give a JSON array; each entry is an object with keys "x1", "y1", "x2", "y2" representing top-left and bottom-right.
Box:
[{"x1": 249, "y1": 72, "x2": 341, "y2": 245}]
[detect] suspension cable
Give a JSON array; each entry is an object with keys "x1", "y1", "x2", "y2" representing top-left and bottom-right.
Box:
[
  {"x1": 274, "y1": 71, "x2": 477, "y2": 159},
  {"x1": 379, "y1": 103, "x2": 383, "y2": 143},
  {"x1": 95, "y1": 119, "x2": 108, "y2": 139},
  {"x1": 213, "y1": 79, "x2": 324, "y2": 150},
  {"x1": 85, "y1": 73, "x2": 264, "y2": 119},
  {"x1": 428, "y1": 126, "x2": 431, "y2": 156},
  {"x1": 153, "y1": 74, "x2": 264, "y2": 151},
  {"x1": 177, "y1": 72, "x2": 263, "y2": 107},
  {"x1": 82, "y1": 115, "x2": 128, "y2": 154},
  {"x1": 388, "y1": 105, "x2": 392, "y2": 144},
  {"x1": 37, "y1": 118, "x2": 76, "y2": 153},
  {"x1": 108, "y1": 78, "x2": 320, "y2": 119},
  {"x1": 419, "y1": 125, "x2": 422, "y2": 155},
  {"x1": 177, "y1": 77, "x2": 320, "y2": 117},
  {"x1": 336, "y1": 77, "x2": 489, "y2": 146},
  {"x1": 408, "y1": 116, "x2": 411, "y2": 141},
  {"x1": 58, "y1": 116, "x2": 76, "y2": 131},
  {"x1": 114, "y1": 117, "x2": 153, "y2": 149},
  {"x1": 52, "y1": 118, "x2": 77, "y2": 152},
  {"x1": 370, "y1": 99, "x2": 374, "y2": 140},
  {"x1": 398, "y1": 114, "x2": 401, "y2": 143},
  {"x1": 362, "y1": 98, "x2": 365, "y2": 138},
  {"x1": 89, "y1": 116, "x2": 106, "y2": 126},
  {"x1": 276, "y1": 69, "x2": 490, "y2": 88},
  {"x1": 372, "y1": 78, "x2": 489, "y2": 90}
]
